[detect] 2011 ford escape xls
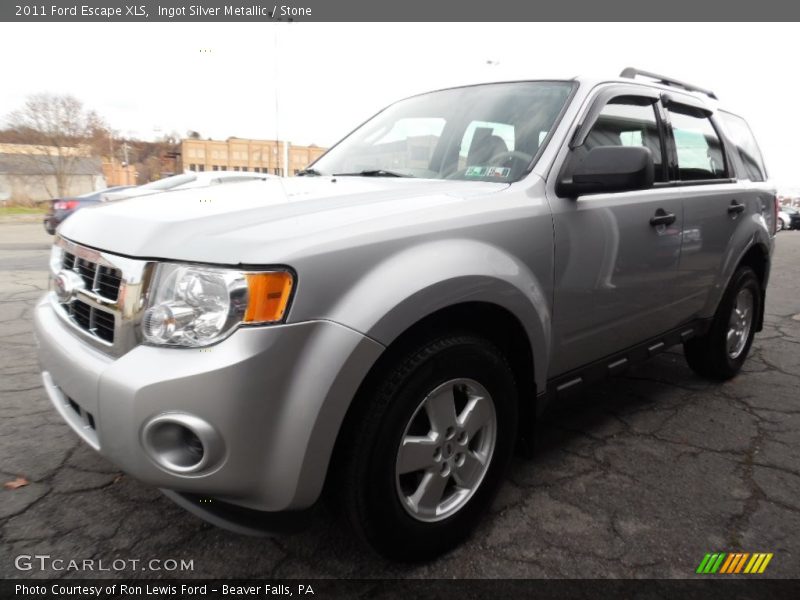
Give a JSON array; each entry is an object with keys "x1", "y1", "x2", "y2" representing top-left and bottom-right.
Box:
[{"x1": 35, "y1": 68, "x2": 775, "y2": 560}]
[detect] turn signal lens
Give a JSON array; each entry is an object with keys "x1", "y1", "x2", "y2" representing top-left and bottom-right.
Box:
[{"x1": 244, "y1": 272, "x2": 294, "y2": 323}]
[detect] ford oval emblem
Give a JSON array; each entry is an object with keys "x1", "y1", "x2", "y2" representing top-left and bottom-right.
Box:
[{"x1": 54, "y1": 270, "x2": 85, "y2": 303}]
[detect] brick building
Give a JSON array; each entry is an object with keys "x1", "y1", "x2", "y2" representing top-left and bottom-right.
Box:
[{"x1": 181, "y1": 138, "x2": 326, "y2": 176}]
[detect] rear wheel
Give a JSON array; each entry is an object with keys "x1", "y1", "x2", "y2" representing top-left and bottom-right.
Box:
[
  {"x1": 777, "y1": 218, "x2": 785, "y2": 232},
  {"x1": 334, "y1": 334, "x2": 517, "y2": 561},
  {"x1": 684, "y1": 267, "x2": 761, "y2": 380}
]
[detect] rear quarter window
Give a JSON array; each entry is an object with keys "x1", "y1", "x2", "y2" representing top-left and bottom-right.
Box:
[{"x1": 719, "y1": 111, "x2": 767, "y2": 182}]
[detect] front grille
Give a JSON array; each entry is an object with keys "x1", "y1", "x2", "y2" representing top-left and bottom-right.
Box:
[
  {"x1": 52, "y1": 238, "x2": 151, "y2": 357},
  {"x1": 57, "y1": 251, "x2": 122, "y2": 345},
  {"x1": 63, "y1": 251, "x2": 122, "y2": 301},
  {"x1": 97, "y1": 265, "x2": 122, "y2": 299},
  {"x1": 67, "y1": 299, "x2": 115, "y2": 343}
]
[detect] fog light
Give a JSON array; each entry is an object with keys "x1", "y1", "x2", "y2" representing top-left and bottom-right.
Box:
[{"x1": 141, "y1": 413, "x2": 223, "y2": 474}]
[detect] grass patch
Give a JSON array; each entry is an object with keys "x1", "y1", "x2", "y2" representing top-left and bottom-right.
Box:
[{"x1": 0, "y1": 205, "x2": 48, "y2": 215}]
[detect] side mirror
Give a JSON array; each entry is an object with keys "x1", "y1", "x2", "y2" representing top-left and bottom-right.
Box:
[{"x1": 557, "y1": 146, "x2": 654, "y2": 197}]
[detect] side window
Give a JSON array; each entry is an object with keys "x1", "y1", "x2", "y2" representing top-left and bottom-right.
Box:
[
  {"x1": 667, "y1": 108, "x2": 727, "y2": 180},
  {"x1": 583, "y1": 99, "x2": 664, "y2": 181},
  {"x1": 719, "y1": 111, "x2": 767, "y2": 182}
]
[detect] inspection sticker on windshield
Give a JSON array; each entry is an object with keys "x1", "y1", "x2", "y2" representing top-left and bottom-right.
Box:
[{"x1": 465, "y1": 166, "x2": 510, "y2": 178}]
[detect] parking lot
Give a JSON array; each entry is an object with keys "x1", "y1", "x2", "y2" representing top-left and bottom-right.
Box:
[{"x1": 1, "y1": 221, "x2": 798, "y2": 579}]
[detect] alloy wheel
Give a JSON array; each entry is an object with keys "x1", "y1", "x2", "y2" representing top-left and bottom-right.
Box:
[
  {"x1": 395, "y1": 378, "x2": 497, "y2": 522},
  {"x1": 727, "y1": 288, "x2": 754, "y2": 359}
]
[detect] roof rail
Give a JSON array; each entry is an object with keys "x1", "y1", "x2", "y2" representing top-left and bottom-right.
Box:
[{"x1": 619, "y1": 67, "x2": 718, "y2": 100}]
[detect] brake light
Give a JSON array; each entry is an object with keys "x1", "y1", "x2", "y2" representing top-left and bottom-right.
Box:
[{"x1": 54, "y1": 200, "x2": 79, "y2": 210}]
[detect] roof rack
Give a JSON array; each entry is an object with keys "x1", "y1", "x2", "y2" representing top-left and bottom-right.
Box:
[{"x1": 619, "y1": 67, "x2": 718, "y2": 100}]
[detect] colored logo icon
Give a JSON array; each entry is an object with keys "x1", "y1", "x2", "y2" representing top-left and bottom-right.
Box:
[{"x1": 696, "y1": 552, "x2": 773, "y2": 574}]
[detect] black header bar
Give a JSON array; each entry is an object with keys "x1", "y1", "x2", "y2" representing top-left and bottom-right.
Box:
[{"x1": 3, "y1": 0, "x2": 800, "y2": 22}]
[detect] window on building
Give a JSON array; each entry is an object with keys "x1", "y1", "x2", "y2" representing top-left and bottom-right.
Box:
[
  {"x1": 189, "y1": 164, "x2": 197, "y2": 171},
  {"x1": 212, "y1": 165, "x2": 219, "y2": 171},
  {"x1": 233, "y1": 166, "x2": 240, "y2": 172},
  {"x1": 198, "y1": 165, "x2": 205, "y2": 172},
  {"x1": 242, "y1": 167, "x2": 248, "y2": 172},
  {"x1": 293, "y1": 169, "x2": 299, "y2": 175}
]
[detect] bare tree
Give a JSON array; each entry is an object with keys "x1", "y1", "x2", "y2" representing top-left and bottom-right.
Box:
[{"x1": 4, "y1": 93, "x2": 106, "y2": 198}]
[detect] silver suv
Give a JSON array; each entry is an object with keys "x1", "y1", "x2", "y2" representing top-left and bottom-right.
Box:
[{"x1": 35, "y1": 68, "x2": 775, "y2": 560}]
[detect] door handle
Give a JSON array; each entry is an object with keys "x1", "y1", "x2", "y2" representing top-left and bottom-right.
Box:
[
  {"x1": 650, "y1": 209, "x2": 676, "y2": 227},
  {"x1": 728, "y1": 200, "x2": 746, "y2": 214}
]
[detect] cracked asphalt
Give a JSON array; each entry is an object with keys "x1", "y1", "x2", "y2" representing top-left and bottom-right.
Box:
[{"x1": 1, "y1": 222, "x2": 798, "y2": 579}]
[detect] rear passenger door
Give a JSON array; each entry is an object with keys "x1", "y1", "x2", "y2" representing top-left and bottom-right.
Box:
[{"x1": 664, "y1": 99, "x2": 746, "y2": 318}]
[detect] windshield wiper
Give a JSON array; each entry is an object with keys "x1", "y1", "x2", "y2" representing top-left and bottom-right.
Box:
[
  {"x1": 332, "y1": 169, "x2": 411, "y2": 178},
  {"x1": 296, "y1": 168, "x2": 322, "y2": 176}
]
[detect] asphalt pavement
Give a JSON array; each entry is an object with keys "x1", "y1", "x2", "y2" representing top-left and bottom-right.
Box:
[{"x1": 1, "y1": 222, "x2": 798, "y2": 579}]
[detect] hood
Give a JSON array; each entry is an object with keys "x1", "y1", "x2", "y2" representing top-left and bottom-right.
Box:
[{"x1": 59, "y1": 177, "x2": 510, "y2": 264}]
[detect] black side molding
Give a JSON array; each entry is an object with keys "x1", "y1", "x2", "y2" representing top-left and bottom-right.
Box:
[{"x1": 541, "y1": 319, "x2": 713, "y2": 409}]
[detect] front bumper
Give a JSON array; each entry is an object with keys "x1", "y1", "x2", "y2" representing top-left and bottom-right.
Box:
[{"x1": 34, "y1": 294, "x2": 384, "y2": 512}]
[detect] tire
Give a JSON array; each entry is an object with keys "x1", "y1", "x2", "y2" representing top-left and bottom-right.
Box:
[
  {"x1": 334, "y1": 334, "x2": 518, "y2": 561},
  {"x1": 684, "y1": 267, "x2": 761, "y2": 380},
  {"x1": 777, "y1": 218, "x2": 785, "y2": 232}
]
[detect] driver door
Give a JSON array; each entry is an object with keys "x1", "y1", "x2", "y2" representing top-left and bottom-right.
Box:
[{"x1": 546, "y1": 91, "x2": 685, "y2": 376}]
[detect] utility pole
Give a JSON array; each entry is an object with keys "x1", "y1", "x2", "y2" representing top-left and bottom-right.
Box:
[
  {"x1": 273, "y1": 21, "x2": 292, "y2": 176},
  {"x1": 273, "y1": 24, "x2": 282, "y2": 176}
]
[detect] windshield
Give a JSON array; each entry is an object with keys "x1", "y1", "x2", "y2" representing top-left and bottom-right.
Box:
[{"x1": 311, "y1": 82, "x2": 573, "y2": 182}]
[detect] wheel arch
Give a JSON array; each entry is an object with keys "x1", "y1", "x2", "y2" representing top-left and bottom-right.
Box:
[
  {"x1": 325, "y1": 300, "x2": 542, "y2": 499},
  {"x1": 735, "y1": 242, "x2": 770, "y2": 331},
  {"x1": 364, "y1": 300, "x2": 538, "y2": 413}
]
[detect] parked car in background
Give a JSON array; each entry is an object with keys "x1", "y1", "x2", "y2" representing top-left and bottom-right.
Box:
[
  {"x1": 777, "y1": 206, "x2": 799, "y2": 231},
  {"x1": 43, "y1": 186, "x2": 135, "y2": 234},
  {"x1": 102, "y1": 171, "x2": 274, "y2": 203}
]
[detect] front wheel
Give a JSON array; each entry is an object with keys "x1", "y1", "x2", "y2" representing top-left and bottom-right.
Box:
[
  {"x1": 334, "y1": 334, "x2": 518, "y2": 561},
  {"x1": 777, "y1": 218, "x2": 785, "y2": 232},
  {"x1": 684, "y1": 267, "x2": 761, "y2": 380}
]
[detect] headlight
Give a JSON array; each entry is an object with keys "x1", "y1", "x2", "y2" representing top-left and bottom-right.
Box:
[
  {"x1": 49, "y1": 244, "x2": 64, "y2": 274},
  {"x1": 142, "y1": 264, "x2": 294, "y2": 347}
]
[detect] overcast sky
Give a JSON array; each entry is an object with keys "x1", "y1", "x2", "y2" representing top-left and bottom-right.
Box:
[{"x1": 1, "y1": 22, "x2": 798, "y2": 189}]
